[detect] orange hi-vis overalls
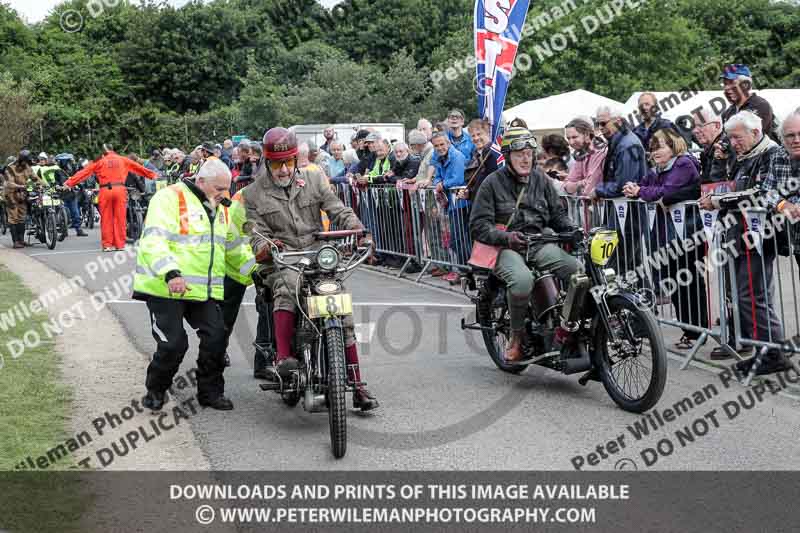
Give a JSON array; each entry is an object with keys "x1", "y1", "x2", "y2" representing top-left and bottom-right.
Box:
[{"x1": 66, "y1": 152, "x2": 157, "y2": 249}]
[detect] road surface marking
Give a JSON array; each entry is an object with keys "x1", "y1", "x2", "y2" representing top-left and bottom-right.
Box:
[
  {"x1": 105, "y1": 299, "x2": 471, "y2": 308},
  {"x1": 29, "y1": 249, "x2": 106, "y2": 257}
]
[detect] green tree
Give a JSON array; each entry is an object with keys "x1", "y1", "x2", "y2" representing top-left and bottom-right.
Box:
[{"x1": 0, "y1": 72, "x2": 44, "y2": 156}]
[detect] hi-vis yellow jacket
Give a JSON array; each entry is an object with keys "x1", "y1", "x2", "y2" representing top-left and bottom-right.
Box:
[
  {"x1": 133, "y1": 182, "x2": 256, "y2": 301},
  {"x1": 226, "y1": 190, "x2": 256, "y2": 286}
]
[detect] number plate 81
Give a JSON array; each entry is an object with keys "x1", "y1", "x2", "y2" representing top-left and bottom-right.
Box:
[{"x1": 306, "y1": 293, "x2": 353, "y2": 318}]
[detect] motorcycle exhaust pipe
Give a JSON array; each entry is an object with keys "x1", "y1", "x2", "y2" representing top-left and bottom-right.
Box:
[
  {"x1": 562, "y1": 342, "x2": 592, "y2": 375},
  {"x1": 561, "y1": 272, "x2": 591, "y2": 328}
]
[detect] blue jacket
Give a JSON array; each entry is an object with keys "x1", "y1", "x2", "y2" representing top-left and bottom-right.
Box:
[
  {"x1": 433, "y1": 146, "x2": 467, "y2": 210},
  {"x1": 448, "y1": 130, "x2": 475, "y2": 161},
  {"x1": 595, "y1": 129, "x2": 647, "y2": 198}
]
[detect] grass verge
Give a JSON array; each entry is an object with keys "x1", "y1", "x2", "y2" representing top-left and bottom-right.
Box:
[{"x1": 0, "y1": 264, "x2": 88, "y2": 532}]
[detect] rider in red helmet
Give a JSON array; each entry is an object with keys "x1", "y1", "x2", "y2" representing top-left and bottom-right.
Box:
[{"x1": 241, "y1": 127, "x2": 379, "y2": 411}]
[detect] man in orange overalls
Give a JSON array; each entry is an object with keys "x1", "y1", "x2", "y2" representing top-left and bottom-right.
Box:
[{"x1": 66, "y1": 144, "x2": 157, "y2": 251}]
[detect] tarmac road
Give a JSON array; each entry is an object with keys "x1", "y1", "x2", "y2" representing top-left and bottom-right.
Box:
[{"x1": 10, "y1": 227, "x2": 800, "y2": 471}]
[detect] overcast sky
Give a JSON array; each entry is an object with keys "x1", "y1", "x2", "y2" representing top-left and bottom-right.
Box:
[{"x1": 6, "y1": 0, "x2": 343, "y2": 23}]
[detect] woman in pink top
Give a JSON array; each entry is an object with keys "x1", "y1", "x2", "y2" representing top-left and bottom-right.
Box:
[{"x1": 562, "y1": 118, "x2": 608, "y2": 196}]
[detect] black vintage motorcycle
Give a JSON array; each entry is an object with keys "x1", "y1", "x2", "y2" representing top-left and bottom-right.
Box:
[
  {"x1": 252, "y1": 228, "x2": 372, "y2": 459},
  {"x1": 25, "y1": 186, "x2": 59, "y2": 250},
  {"x1": 461, "y1": 228, "x2": 667, "y2": 413},
  {"x1": 81, "y1": 188, "x2": 98, "y2": 229},
  {"x1": 126, "y1": 186, "x2": 151, "y2": 242}
]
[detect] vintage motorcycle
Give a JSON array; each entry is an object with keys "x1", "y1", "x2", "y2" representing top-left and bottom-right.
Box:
[
  {"x1": 25, "y1": 185, "x2": 60, "y2": 250},
  {"x1": 126, "y1": 186, "x2": 151, "y2": 242},
  {"x1": 252, "y1": 228, "x2": 372, "y2": 459},
  {"x1": 80, "y1": 188, "x2": 98, "y2": 229},
  {"x1": 461, "y1": 228, "x2": 667, "y2": 413}
]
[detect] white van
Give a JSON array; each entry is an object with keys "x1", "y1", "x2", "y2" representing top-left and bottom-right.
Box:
[{"x1": 290, "y1": 123, "x2": 407, "y2": 149}]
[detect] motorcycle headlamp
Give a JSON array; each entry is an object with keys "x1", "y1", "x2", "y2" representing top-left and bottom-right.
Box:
[{"x1": 317, "y1": 246, "x2": 340, "y2": 270}]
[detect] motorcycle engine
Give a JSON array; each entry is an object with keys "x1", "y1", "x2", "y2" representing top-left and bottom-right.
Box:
[{"x1": 296, "y1": 316, "x2": 318, "y2": 349}]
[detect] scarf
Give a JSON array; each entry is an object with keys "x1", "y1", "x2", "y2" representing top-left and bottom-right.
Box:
[{"x1": 738, "y1": 134, "x2": 777, "y2": 161}]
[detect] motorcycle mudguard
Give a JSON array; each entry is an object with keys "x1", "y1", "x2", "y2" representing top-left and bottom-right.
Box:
[
  {"x1": 591, "y1": 292, "x2": 651, "y2": 349},
  {"x1": 323, "y1": 317, "x2": 343, "y2": 330}
]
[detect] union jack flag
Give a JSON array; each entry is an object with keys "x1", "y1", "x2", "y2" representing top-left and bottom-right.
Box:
[{"x1": 475, "y1": 0, "x2": 531, "y2": 163}]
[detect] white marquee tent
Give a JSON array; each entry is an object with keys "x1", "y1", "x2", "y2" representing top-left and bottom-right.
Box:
[{"x1": 503, "y1": 89, "x2": 624, "y2": 139}]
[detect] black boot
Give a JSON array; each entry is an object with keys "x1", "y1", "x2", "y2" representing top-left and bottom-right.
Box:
[
  {"x1": 14, "y1": 224, "x2": 26, "y2": 247},
  {"x1": 276, "y1": 356, "x2": 299, "y2": 378},
  {"x1": 142, "y1": 389, "x2": 167, "y2": 411},
  {"x1": 353, "y1": 387, "x2": 379, "y2": 411},
  {"x1": 197, "y1": 394, "x2": 234, "y2": 410},
  {"x1": 75, "y1": 228, "x2": 88, "y2": 237}
]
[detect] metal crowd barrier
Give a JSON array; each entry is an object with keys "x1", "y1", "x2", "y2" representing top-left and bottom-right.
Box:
[
  {"x1": 330, "y1": 183, "x2": 472, "y2": 276},
  {"x1": 565, "y1": 196, "x2": 800, "y2": 381},
  {"x1": 328, "y1": 181, "x2": 800, "y2": 377}
]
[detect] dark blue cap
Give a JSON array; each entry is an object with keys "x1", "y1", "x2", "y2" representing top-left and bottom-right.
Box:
[{"x1": 720, "y1": 64, "x2": 752, "y2": 80}]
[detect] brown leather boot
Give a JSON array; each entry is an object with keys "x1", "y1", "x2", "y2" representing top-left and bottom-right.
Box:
[{"x1": 505, "y1": 330, "x2": 525, "y2": 362}]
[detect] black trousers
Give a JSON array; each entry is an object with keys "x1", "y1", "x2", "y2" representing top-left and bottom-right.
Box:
[
  {"x1": 145, "y1": 297, "x2": 227, "y2": 399},
  {"x1": 667, "y1": 250, "x2": 709, "y2": 340},
  {"x1": 222, "y1": 276, "x2": 272, "y2": 371}
]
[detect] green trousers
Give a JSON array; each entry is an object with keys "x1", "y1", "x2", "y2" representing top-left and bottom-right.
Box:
[{"x1": 494, "y1": 245, "x2": 581, "y2": 331}]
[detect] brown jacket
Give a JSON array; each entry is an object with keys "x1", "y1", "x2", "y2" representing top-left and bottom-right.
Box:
[
  {"x1": 4, "y1": 162, "x2": 43, "y2": 224},
  {"x1": 242, "y1": 164, "x2": 362, "y2": 255}
]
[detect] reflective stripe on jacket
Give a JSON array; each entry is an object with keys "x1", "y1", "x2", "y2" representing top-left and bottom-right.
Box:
[{"x1": 226, "y1": 191, "x2": 256, "y2": 286}]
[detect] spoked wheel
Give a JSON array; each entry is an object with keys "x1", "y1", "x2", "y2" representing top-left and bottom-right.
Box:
[
  {"x1": 592, "y1": 295, "x2": 667, "y2": 413},
  {"x1": 35, "y1": 213, "x2": 46, "y2": 243},
  {"x1": 477, "y1": 290, "x2": 528, "y2": 374},
  {"x1": 126, "y1": 206, "x2": 141, "y2": 242},
  {"x1": 85, "y1": 205, "x2": 95, "y2": 229},
  {"x1": 57, "y1": 207, "x2": 68, "y2": 241},
  {"x1": 325, "y1": 327, "x2": 347, "y2": 459},
  {"x1": 44, "y1": 209, "x2": 57, "y2": 250}
]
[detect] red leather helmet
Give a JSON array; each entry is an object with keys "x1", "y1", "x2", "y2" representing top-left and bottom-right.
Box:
[{"x1": 262, "y1": 127, "x2": 298, "y2": 161}]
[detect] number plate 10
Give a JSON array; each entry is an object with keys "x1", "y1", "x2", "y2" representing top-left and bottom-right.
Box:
[
  {"x1": 590, "y1": 230, "x2": 619, "y2": 266},
  {"x1": 306, "y1": 293, "x2": 353, "y2": 318}
]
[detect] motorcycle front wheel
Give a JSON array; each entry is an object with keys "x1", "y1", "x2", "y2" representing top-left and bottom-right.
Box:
[
  {"x1": 592, "y1": 294, "x2": 667, "y2": 413},
  {"x1": 44, "y1": 209, "x2": 57, "y2": 250},
  {"x1": 127, "y1": 206, "x2": 143, "y2": 242},
  {"x1": 325, "y1": 327, "x2": 347, "y2": 459},
  {"x1": 85, "y1": 204, "x2": 95, "y2": 229}
]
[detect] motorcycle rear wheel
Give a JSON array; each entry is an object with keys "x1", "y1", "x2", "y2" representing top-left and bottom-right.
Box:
[
  {"x1": 592, "y1": 295, "x2": 666, "y2": 413},
  {"x1": 477, "y1": 291, "x2": 528, "y2": 374},
  {"x1": 325, "y1": 327, "x2": 347, "y2": 459},
  {"x1": 57, "y1": 207, "x2": 68, "y2": 242}
]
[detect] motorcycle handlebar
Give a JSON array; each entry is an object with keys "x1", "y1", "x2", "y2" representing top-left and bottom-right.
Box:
[
  {"x1": 270, "y1": 241, "x2": 374, "y2": 274},
  {"x1": 314, "y1": 229, "x2": 365, "y2": 240},
  {"x1": 523, "y1": 230, "x2": 585, "y2": 244}
]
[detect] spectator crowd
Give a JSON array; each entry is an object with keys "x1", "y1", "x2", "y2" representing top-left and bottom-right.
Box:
[{"x1": 5, "y1": 62, "x2": 800, "y2": 376}]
